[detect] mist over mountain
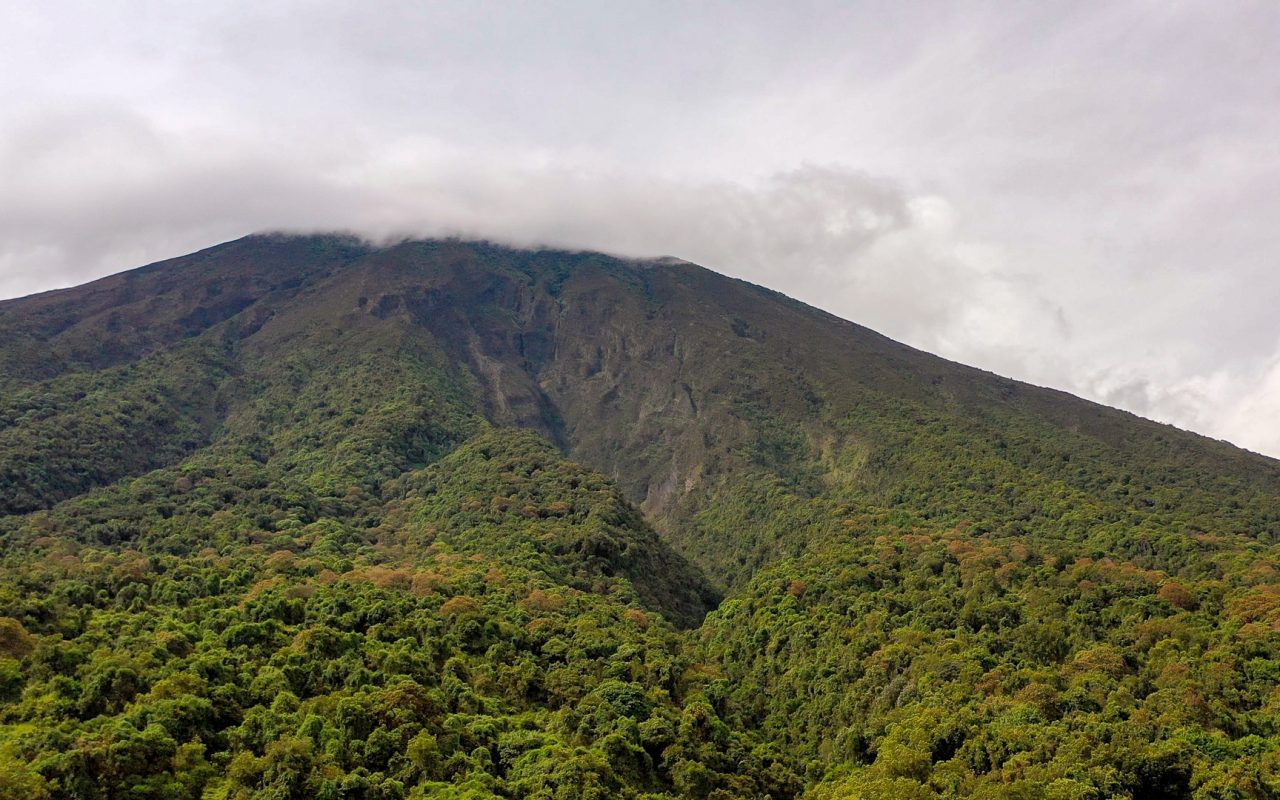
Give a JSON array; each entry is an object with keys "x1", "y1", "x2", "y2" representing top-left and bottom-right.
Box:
[{"x1": 2, "y1": 235, "x2": 1279, "y2": 798}]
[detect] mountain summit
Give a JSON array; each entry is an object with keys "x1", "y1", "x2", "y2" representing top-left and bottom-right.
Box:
[{"x1": 2, "y1": 235, "x2": 1279, "y2": 798}]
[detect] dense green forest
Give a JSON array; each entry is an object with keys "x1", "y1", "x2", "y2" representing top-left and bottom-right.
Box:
[{"x1": 1, "y1": 235, "x2": 1279, "y2": 798}]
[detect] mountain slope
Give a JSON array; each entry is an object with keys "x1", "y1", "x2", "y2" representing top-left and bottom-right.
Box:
[
  {"x1": 5, "y1": 235, "x2": 1278, "y2": 578},
  {"x1": 1, "y1": 234, "x2": 1279, "y2": 798}
]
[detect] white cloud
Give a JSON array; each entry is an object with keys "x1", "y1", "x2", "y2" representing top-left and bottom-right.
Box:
[{"x1": 1219, "y1": 351, "x2": 1280, "y2": 458}]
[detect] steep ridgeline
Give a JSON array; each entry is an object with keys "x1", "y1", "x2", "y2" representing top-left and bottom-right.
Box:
[{"x1": 1, "y1": 234, "x2": 1279, "y2": 799}]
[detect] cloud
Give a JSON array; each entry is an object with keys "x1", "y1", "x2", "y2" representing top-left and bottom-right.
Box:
[
  {"x1": 0, "y1": 108, "x2": 1047, "y2": 378},
  {"x1": 1219, "y1": 350, "x2": 1280, "y2": 458}
]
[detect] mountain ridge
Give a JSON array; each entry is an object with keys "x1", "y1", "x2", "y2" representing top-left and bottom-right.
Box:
[{"x1": 2, "y1": 231, "x2": 1269, "y2": 462}]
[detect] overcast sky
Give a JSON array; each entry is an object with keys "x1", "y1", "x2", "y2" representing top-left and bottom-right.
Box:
[{"x1": 3, "y1": 1, "x2": 1280, "y2": 457}]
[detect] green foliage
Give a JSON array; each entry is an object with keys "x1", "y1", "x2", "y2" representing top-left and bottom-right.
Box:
[
  {"x1": 700, "y1": 529, "x2": 1280, "y2": 797},
  {"x1": 0, "y1": 427, "x2": 773, "y2": 798},
  {"x1": 389, "y1": 429, "x2": 718, "y2": 626},
  {"x1": 0, "y1": 343, "x2": 228, "y2": 514}
]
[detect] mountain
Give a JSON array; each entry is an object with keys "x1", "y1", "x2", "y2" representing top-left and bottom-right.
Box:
[{"x1": 1, "y1": 234, "x2": 1278, "y2": 799}]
